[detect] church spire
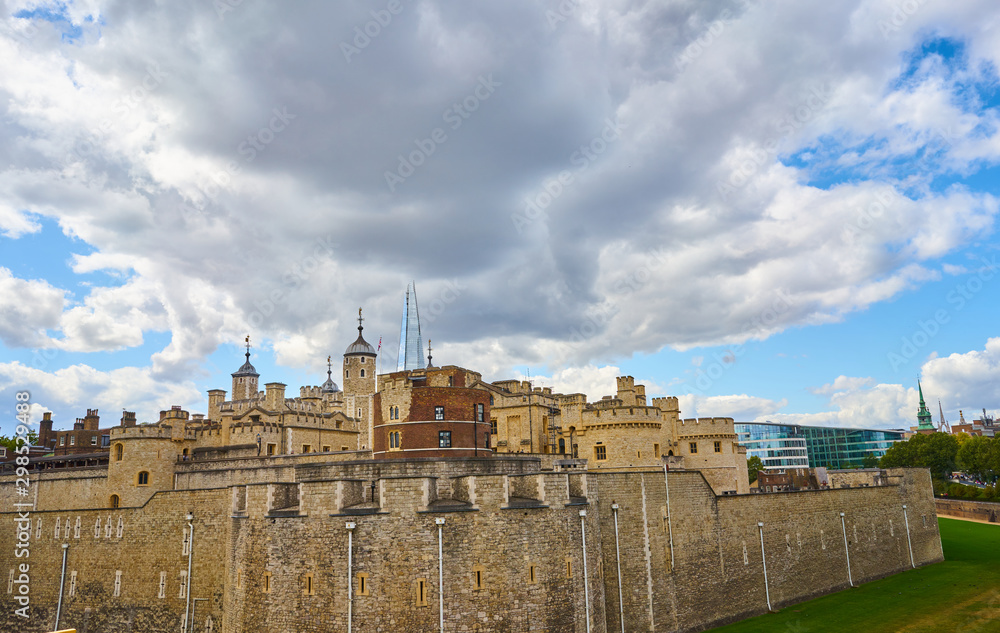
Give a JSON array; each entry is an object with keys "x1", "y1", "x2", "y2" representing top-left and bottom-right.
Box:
[{"x1": 916, "y1": 380, "x2": 934, "y2": 431}]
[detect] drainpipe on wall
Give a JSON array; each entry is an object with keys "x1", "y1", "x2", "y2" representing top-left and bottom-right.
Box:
[
  {"x1": 346, "y1": 522, "x2": 356, "y2": 633},
  {"x1": 580, "y1": 510, "x2": 591, "y2": 633},
  {"x1": 54, "y1": 543, "x2": 69, "y2": 631},
  {"x1": 185, "y1": 513, "x2": 194, "y2": 633},
  {"x1": 902, "y1": 505, "x2": 915, "y2": 568},
  {"x1": 840, "y1": 512, "x2": 854, "y2": 587},
  {"x1": 611, "y1": 503, "x2": 625, "y2": 633},
  {"x1": 757, "y1": 522, "x2": 771, "y2": 611},
  {"x1": 662, "y1": 464, "x2": 675, "y2": 571},
  {"x1": 436, "y1": 517, "x2": 446, "y2": 633}
]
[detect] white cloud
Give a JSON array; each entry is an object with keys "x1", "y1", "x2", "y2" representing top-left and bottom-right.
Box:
[
  {"x1": 0, "y1": 361, "x2": 203, "y2": 432},
  {"x1": 0, "y1": 267, "x2": 65, "y2": 347},
  {"x1": 0, "y1": 0, "x2": 998, "y2": 408}
]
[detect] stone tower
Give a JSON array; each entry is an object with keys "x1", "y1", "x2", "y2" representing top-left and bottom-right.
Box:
[
  {"x1": 344, "y1": 308, "x2": 377, "y2": 450},
  {"x1": 232, "y1": 336, "x2": 260, "y2": 402}
]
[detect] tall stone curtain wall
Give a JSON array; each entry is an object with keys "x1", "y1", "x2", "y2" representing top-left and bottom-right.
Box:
[
  {"x1": 0, "y1": 468, "x2": 941, "y2": 633},
  {"x1": 0, "y1": 489, "x2": 229, "y2": 632}
]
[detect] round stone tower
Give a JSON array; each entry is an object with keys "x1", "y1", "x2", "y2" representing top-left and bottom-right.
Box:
[
  {"x1": 232, "y1": 335, "x2": 260, "y2": 402},
  {"x1": 343, "y1": 308, "x2": 377, "y2": 451},
  {"x1": 343, "y1": 308, "x2": 377, "y2": 396}
]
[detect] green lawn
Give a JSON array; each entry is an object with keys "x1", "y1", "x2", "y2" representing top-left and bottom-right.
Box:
[{"x1": 708, "y1": 518, "x2": 1000, "y2": 633}]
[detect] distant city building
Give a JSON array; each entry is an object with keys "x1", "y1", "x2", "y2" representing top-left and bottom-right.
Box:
[
  {"x1": 952, "y1": 409, "x2": 997, "y2": 437},
  {"x1": 734, "y1": 422, "x2": 809, "y2": 470},
  {"x1": 396, "y1": 281, "x2": 426, "y2": 371},
  {"x1": 736, "y1": 421, "x2": 904, "y2": 470}
]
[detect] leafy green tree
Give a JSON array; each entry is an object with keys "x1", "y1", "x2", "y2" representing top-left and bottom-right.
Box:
[
  {"x1": 880, "y1": 432, "x2": 958, "y2": 479},
  {"x1": 861, "y1": 454, "x2": 880, "y2": 469},
  {"x1": 747, "y1": 456, "x2": 764, "y2": 484},
  {"x1": 958, "y1": 436, "x2": 998, "y2": 484},
  {"x1": 0, "y1": 431, "x2": 39, "y2": 453}
]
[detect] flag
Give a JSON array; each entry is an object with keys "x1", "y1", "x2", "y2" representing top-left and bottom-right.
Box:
[{"x1": 377, "y1": 337, "x2": 382, "y2": 351}]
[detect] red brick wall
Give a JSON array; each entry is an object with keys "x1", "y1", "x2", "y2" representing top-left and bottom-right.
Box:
[{"x1": 374, "y1": 386, "x2": 492, "y2": 458}]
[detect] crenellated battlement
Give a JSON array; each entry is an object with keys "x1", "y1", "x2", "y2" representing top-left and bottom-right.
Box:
[
  {"x1": 110, "y1": 424, "x2": 196, "y2": 440},
  {"x1": 651, "y1": 396, "x2": 679, "y2": 412}
]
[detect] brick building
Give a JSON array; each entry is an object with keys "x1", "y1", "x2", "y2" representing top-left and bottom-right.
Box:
[{"x1": 38, "y1": 409, "x2": 137, "y2": 456}]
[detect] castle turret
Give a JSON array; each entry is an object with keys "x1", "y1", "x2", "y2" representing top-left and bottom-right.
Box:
[
  {"x1": 616, "y1": 376, "x2": 636, "y2": 406},
  {"x1": 344, "y1": 308, "x2": 377, "y2": 451},
  {"x1": 265, "y1": 383, "x2": 286, "y2": 411},
  {"x1": 232, "y1": 335, "x2": 260, "y2": 401},
  {"x1": 343, "y1": 308, "x2": 377, "y2": 396},
  {"x1": 321, "y1": 356, "x2": 341, "y2": 394}
]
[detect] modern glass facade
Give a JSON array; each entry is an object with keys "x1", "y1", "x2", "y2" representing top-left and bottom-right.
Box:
[
  {"x1": 735, "y1": 422, "x2": 905, "y2": 470},
  {"x1": 734, "y1": 423, "x2": 809, "y2": 470},
  {"x1": 397, "y1": 281, "x2": 426, "y2": 371}
]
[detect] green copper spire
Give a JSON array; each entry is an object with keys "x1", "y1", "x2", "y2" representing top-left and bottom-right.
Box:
[{"x1": 916, "y1": 380, "x2": 935, "y2": 431}]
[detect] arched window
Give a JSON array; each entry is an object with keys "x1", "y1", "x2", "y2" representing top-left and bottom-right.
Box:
[
  {"x1": 388, "y1": 431, "x2": 401, "y2": 450},
  {"x1": 360, "y1": 368, "x2": 365, "y2": 377},
  {"x1": 137, "y1": 471, "x2": 150, "y2": 486},
  {"x1": 110, "y1": 494, "x2": 120, "y2": 509},
  {"x1": 115, "y1": 444, "x2": 124, "y2": 461},
  {"x1": 489, "y1": 395, "x2": 494, "y2": 405},
  {"x1": 394, "y1": 406, "x2": 399, "y2": 420}
]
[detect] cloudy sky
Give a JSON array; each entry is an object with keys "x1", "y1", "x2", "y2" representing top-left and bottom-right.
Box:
[{"x1": 1, "y1": 0, "x2": 999, "y2": 436}]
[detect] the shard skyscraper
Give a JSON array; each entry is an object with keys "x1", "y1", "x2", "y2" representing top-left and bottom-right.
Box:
[{"x1": 397, "y1": 281, "x2": 426, "y2": 371}]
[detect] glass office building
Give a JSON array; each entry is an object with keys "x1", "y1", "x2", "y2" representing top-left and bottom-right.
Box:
[
  {"x1": 734, "y1": 423, "x2": 809, "y2": 470},
  {"x1": 735, "y1": 422, "x2": 905, "y2": 470}
]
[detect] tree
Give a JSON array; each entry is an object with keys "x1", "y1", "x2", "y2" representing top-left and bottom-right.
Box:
[
  {"x1": 880, "y1": 432, "x2": 958, "y2": 479},
  {"x1": 747, "y1": 456, "x2": 764, "y2": 484},
  {"x1": 861, "y1": 454, "x2": 880, "y2": 469},
  {"x1": 958, "y1": 436, "x2": 997, "y2": 483},
  {"x1": 0, "y1": 431, "x2": 39, "y2": 453}
]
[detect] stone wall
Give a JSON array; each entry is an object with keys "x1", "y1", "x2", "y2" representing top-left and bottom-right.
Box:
[
  {"x1": 0, "y1": 469, "x2": 109, "y2": 512},
  {"x1": 590, "y1": 467, "x2": 942, "y2": 633},
  {"x1": 0, "y1": 488, "x2": 229, "y2": 633},
  {"x1": 0, "y1": 463, "x2": 942, "y2": 633},
  {"x1": 935, "y1": 498, "x2": 999, "y2": 522}
]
